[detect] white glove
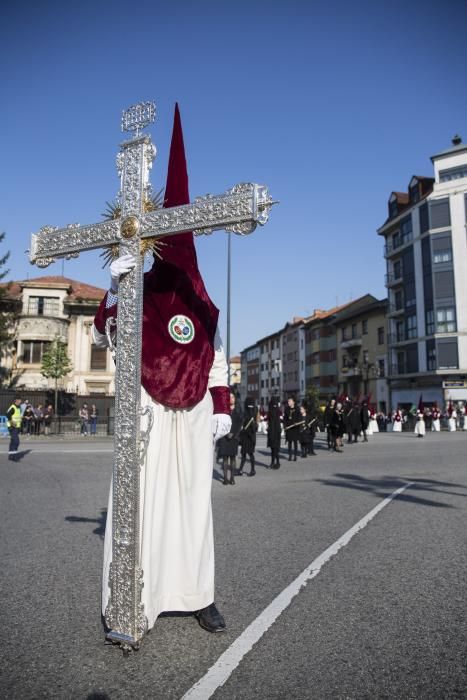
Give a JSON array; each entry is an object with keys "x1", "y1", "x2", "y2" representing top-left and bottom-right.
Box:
[
  {"x1": 212, "y1": 414, "x2": 232, "y2": 442},
  {"x1": 110, "y1": 254, "x2": 137, "y2": 293}
]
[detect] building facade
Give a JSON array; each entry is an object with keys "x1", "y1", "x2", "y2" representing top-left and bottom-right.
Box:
[
  {"x1": 258, "y1": 330, "x2": 282, "y2": 407},
  {"x1": 280, "y1": 318, "x2": 304, "y2": 400},
  {"x1": 334, "y1": 296, "x2": 388, "y2": 411},
  {"x1": 0, "y1": 276, "x2": 115, "y2": 395},
  {"x1": 239, "y1": 343, "x2": 260, "y2": 405},
  {"x1": 304, "y1": 305, "x2": 350, "y2": 404},
  {"x1": 378, "y1": 136, "x2": 467, "y2": 410}
]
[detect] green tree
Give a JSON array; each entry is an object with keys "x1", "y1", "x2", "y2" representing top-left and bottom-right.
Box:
[
  {"x1": 304, "y1": 383, "x2": 320, "y2": 414},
  {"x1": 41, "y1": 336, "x2": 73, "y2": 413}
]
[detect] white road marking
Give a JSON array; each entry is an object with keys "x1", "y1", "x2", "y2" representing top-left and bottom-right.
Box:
[
  {"x1": 3, "y1": 449, "x2": 113, "y2": 454},
  {"x1": 182, "y1": 481, "x2": 413, "y2": 700}
]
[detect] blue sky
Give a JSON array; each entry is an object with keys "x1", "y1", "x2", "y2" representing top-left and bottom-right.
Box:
[{"x1": 1, "y1": 0, "x2": 467, "y2": 354}]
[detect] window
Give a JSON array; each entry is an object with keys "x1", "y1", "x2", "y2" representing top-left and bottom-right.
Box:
[
  {"x1": 419, "y1": 203, "x2": 429, "y2": 233},
  {"x1": 21, "y1": 340, "x2": 51, "y2": 364},
  {"x1": 395, "y1": 289, "x2": 403, "y2": 311},
  {"x1": 341, "y1": 327, "x2": 347, "y2": 341},
  {"x1": 437, "y1": 339, "x2": 458, "y2": 369},
  {"x1": 426, "y1": 309, "x2": 435, "y2": 335},
  {"x1": 429, "y1": 199, "x2": 451, "y2": 229},
  {"x1": 377, "y1": 327, "x2": 384, "y2": 345},
  {"x1": 396, "y1": 321, "x2": 404, "y2": 342},
  {"x1": 351, "y1": 323, "x2": 357, "y2": 338},
  {"x1": 393, "y1": 260, "x2": 402, "y2": 279},
  {"x1": 362, "y1": 320, "x2": 368, "y2": 335},
  {"x1": 439, "y1": 165, "x2": 467, "y2": 182},
  {"x1": 406, "y1": 315, "x2": 417, "y2": 339},
  {"x1": 426, "y1": 340, "x2": 436, "y2": 371},
  {"x1": 28, "y1": 296, "x2": 60, "y2": 316},
  {"x1": 409, "y1": 183, "x2": 420, "y2": 203},
  {"x1": 436, "y1": 308, "x2": 456, "y2": 333},
  {"x1": 434, "y1": 270, "x2": 455, "y2": 299},
  {"x1": 378, "y1": 359, "x2": 385, "y2": 377},
  {"x1": 90, "y1": 345, "x2": 107, "y2": 370},
  {"x1": 362, "y1": 350, "x2": 369, "y2": 365},
  {"x1": 433, "y1": 249, "x2": 452, "y2": 264},
  {"x1": 400, "y1": 216, "x2": 412, "y2": 245}
]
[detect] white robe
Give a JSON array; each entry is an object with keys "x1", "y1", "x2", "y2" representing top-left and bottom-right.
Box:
[
  {"x1": 414, "y1": 416, "x2": 426, "y2": 436},
  {"x1": 393, "y1": 417, "x2": 402, "y2": 432},
  {"x1": 93, "y1": 324, "x2": 228, "y2": 630}
]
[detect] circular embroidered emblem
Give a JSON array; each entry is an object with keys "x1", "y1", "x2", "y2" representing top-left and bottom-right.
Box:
[{"x1": 168, "y1": 315, "x2": 195, "y2": 344}]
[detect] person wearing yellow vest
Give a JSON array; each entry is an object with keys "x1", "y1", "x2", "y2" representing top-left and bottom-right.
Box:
[{"x1": 7, "y1": 397, "x2": 22, "y2": 461}]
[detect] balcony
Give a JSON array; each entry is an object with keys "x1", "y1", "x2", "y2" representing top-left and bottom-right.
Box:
[
  {"x1": 340, "y1": 336, "x2": 362, "y2": 349},
  {"x1": 387, "y1": 331, "x2": 417, "y2": 345},
  {"x1": 340, "y1": 366, "x2": 362, "y2": 377},
  {"x1": 387, "y1": 302, "x2": 405, "y2": 316},
  {"x1": 385, "y1": 272, "x2": 403, "y2": 287},
  {"x1": 384, "y1": 232, "x2": 413, "y2": 257}
]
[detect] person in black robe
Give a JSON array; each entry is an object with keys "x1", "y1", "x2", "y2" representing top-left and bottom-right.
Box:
[
  {"x1": 267, "y1": 396, "x2": 282, "y2": 469},
  {"x1": 350, "y1": 401, "x2": 362, "y2": 442},
  {"x1": 343, "y1": 401, "x2": 353, "y2": 444},
  {"x1": 284, "y1": 397, "x2": 302, "y2": 461},
  {"x1": 299, "y1": 405, "x2": 311, "y2": 457},
  {"x1": 239, "y1": 396, "x2": 258, "y2": 477},
  {"x1": 324, "y1": 399, "x2": 336, "y2": 450},
  {"x1": 360, "y1": 401, "x2": 370, "y2": 442},
  {"x1": 217, "y1": 392, "x2": 243, "y2": 485},
  {"x1": 331, "y1": 401, "x2": 345, "y2": 452}
]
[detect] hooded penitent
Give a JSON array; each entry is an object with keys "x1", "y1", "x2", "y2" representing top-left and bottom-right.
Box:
[{"x1": 94, "y1": 104, "x2": 226, "y2": 410}]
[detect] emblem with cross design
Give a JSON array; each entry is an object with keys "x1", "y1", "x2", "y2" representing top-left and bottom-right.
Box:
[{"x1": 29, "y1": 101, "x2": 276, "y2": 652}]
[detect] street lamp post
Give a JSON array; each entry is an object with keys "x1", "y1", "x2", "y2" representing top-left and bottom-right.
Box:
[{"x1": 226, "y1": 232, "x2": 231, "y2": 386}]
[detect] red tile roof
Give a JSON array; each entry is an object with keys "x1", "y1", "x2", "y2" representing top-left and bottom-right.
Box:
[{"x1": 0, "y1": 276, "x2": 106, "y2": 301}]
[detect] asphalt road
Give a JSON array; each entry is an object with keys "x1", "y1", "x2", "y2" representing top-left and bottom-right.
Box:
[{"x1": 1, "y1": 430, "x2": 466, "y2": 699}]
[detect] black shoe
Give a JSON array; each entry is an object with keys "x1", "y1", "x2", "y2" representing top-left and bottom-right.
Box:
[
  {"x1": 293, "y1": 456, "x2": 297, "y2": 461},
  {"x1": 237, "y1": 470, "x2": 243, "y2": 476},
  {"x1": 311, "y1": 452, "x2": 317, "y2": 456},
  {"x1": 194, "y1": 603, "x2": 226, "y2": 633},
  {"x1": 248, "y1": 470, "x2": 256, "y2": 477},
  {"x1": 223, "y1": 478, "x2": 229, "y2": 485},
  {"x1": 230, "y1": 477, "x2": 235, "y2": 485}
]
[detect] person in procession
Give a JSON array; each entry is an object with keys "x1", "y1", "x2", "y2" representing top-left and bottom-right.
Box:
[
  {"x1": 392, "y1": 407, "x2": 403, "y2": 432},
  {"x1": 217, "y1": 391, "x2": 243, "y2": 485},
  {"x1": 92, "y1": 105, "x2": 231, "y2": 634},
  {"x1": 283, "y1": 396, "x2": 301, "y2": 461},
  {"x1": 267, "y1": 396, "x2": 282, "y2": 469},
  {"x1": 238, "y1": 396, "x2": 258, "y2": 477},
  {"x1": 299, "y1": 404, "x2": 311, "y2": 457},
  {"x1": 432, "y1": 404, "x2": 441, "y2": 432},
  {"x1": 324, "y1": 398, "x2": 336, "y2": 450}
]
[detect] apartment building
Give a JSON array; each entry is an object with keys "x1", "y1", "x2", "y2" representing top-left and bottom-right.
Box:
[
  {"x1": 0, "y1": 275, "x2": 115, "y2": 394},
  {"x1": 378, "y1": 136, "x2": 467, "y2": 409},
  {"x1": 257, "y1": 330, "x2": 282, "y2": 407},
  {"x1": 334, "y1": 296, "x2": 388, "y2": 411}
]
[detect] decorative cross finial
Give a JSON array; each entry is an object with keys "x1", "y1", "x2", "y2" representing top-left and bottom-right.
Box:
[{"x1": 121, "y1": 101, "x2": 156, "y2": 137}]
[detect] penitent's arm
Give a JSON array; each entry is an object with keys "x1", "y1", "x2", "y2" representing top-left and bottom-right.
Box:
[{"x1": 208, "y1": 327, "x2": 230, "y2": 416}]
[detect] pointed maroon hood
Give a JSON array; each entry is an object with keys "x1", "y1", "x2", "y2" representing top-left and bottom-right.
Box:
[{"x1": 139, "y1": 104, "x2": 220, "y2": 408}]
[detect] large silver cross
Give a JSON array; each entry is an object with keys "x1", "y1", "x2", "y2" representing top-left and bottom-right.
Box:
[{"x1": 29, "y1": 101, "x2": 275, "y2": 652}]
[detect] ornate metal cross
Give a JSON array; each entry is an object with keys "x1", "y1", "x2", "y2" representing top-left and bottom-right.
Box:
[{"x1": 29, "y1": 101, "x2": 275, "y2": 652}]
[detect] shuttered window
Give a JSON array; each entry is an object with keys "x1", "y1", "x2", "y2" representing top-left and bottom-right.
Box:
[
  {"x1": 437, "y1": 339, "x2": 458, "y2": 369},
  {"x1": 429, "y1": 199, "x2": 451, "y2": 229},
  {"x1": 434, "y1": 270, "x2": 455, "y2": 299}
]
